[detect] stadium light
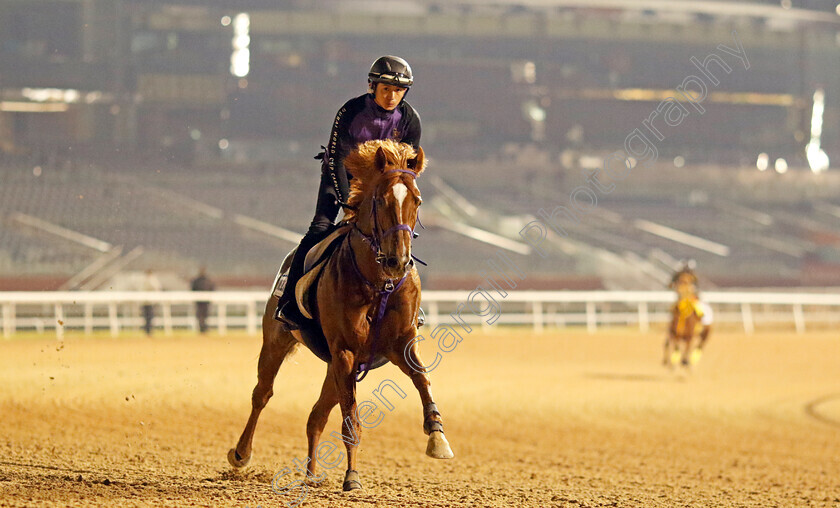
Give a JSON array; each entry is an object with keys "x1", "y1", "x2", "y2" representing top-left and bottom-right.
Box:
[
  {"x1": 775, "y1": 158, "x2": 788, "y2": 174},
  {"x1": 524, "y1": 101, "x2": 546, "y2": 122},
  {"x1": 806, "y1": 88, "x2": 830, "y2": 173},
  {"x1": 22, "y1": 87, "x2": 82, "y2": 103},
  {"x1": 756, "y1": 152, "x2": 769, "y2": 171},
  {"x1": 230, "y1": 13, "x2": 250, "y2": 78}
]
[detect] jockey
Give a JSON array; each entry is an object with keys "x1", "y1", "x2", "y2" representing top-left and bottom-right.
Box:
[
  {"x1": 669, "y1": 260, "x2": 713, "y2": 350},
  {"x1": 276, "y1": 55, "x2": 422, "y2": 330}
]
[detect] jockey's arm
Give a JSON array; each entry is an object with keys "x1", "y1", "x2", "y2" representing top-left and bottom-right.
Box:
[
  {"x1": 400, "y1": 103, "x2": 422, "y2": 149},
  {"x1": 326, "y1": 101, "x2": 359, "y2": 204}
]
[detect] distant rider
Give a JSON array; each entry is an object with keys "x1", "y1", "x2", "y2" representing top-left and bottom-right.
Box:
[{"x1": 669, "y1": 261, "x2": 712, "y2": 350}]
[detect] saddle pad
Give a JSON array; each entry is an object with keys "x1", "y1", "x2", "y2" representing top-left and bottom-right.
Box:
[
  {"x1": 296, "y1": 257, "x2": 328, "y2": 320},
  {"x1": 304, "y1": 224, "x2": 352, "y2": 272}
]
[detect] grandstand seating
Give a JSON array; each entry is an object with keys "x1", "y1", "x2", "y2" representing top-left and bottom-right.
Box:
[{"x1": 2, "y1": 158, "x2": 839, "y2": 288}]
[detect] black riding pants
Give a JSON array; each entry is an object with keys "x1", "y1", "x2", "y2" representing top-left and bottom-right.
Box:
[{"x1": 280, "y1": 169, "x2": 341, "y2": 306}]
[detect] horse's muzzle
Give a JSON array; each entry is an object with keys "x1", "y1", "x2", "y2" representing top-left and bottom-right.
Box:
[{"x1": 384, "y1": 255, "x2": 409, "y2": 276}]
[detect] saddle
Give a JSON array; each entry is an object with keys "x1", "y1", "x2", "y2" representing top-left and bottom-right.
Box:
[{"x1": 271, "y1": 224, "x2": 388, "y2": 371}]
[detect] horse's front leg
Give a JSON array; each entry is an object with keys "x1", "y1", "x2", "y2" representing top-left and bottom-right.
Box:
[
  {"x1": 389, "y1": 334, "x2": 454, "y2": 460},
  {"x1": 331, "y1": 349, "x2": 363, "y2": 491},
  {"x1": 681, "y1": 320, "x2": 698, "y2": 366}
]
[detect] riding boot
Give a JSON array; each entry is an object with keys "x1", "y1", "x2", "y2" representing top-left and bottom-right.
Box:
[
  {"x1": 276, "y1": 163, "x2": 342, "y2": 329},
  {"x1": 275, "y1": 230, "x2": 328, "y2": 329}
]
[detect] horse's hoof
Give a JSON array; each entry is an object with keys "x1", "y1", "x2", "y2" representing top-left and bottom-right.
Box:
[
  {"x1": 669, "y1": 351, "x2": 681, "y2": 366},
  {"x1": 426, "y1": 430, "x2": 454, "y2": 459},
  {"x1": 227, "y1": 448, "x2": 250, "y2": 468},
  {"x1": 342, "y1": 470, "x2": 362, "y2": 491},
  {"x1": 689, "y1": 348, "x2": 703, "y2": 365}
]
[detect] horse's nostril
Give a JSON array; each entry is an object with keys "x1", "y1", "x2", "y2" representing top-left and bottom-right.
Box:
[{"x1": 386, "y1": 257, "x2": 399, "y2": 268}]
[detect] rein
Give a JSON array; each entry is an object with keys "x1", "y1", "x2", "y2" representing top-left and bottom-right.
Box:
[
  {"x1": 349, "y1": 168, "x2": 422, "y2": 382},
  {"x1": 346, "y1": 234, "x2": 407, "y2": 382}
]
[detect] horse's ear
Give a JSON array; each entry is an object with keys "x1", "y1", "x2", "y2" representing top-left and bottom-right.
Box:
[
  {"x1": 374, "y1": 147, "x2": 388, "y2": 172},
  {"x1": 408, "y1": 146, "x2": 426, "y2": 175}
]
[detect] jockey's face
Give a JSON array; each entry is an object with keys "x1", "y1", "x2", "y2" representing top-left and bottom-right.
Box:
[{"x1": 373, "y1": 83, "x2": 408, "y2": 111}]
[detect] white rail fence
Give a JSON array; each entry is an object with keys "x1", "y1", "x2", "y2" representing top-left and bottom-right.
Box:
[{"x1": 1, "y1": 290, "x2": 838, "y2": 339}]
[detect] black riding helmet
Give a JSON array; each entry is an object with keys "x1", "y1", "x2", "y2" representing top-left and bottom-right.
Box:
[{"x1": 368, "y1": 56, "x2": 414, "y2": 88}]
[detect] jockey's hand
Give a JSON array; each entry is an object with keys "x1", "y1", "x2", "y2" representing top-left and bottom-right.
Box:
[{"x1": 338, "y1": 200, "x2": 358, "y2": 212}]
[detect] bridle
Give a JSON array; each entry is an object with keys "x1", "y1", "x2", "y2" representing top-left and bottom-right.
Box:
[
  {"x1": 352, "y1": 168, "x2": 425, "y2": 274},
  {"x1": 347, "y1": 168, "x2": 424, "y2": 382}
]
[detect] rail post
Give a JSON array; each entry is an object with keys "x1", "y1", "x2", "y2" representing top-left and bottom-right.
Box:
[
  {"x1": 740, "y1": 303, "x2": 754, "y2": 335},
  {"x1": 246, "y1": 300, "x2": 257, "y2": 336},
  {"x1": 533, "y1": 300, "x2": 544, "y2": 333},
  {"x1": 792, "y1": 303, "x2": 805, "y2": 334},
  {"x1": 586, "y1": 301, "x2": 597, "y2": 334},
  {"x1": 638, "y1": 302, "x2": 649, "y2": 333}
]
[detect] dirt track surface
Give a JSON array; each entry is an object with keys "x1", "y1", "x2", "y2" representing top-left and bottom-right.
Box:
[{"x1": 1, "y1": 328, "x2": 839, "y2": 507}]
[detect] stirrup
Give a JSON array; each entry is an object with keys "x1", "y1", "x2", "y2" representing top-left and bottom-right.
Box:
[{"x1": 274, "y1": 300, "x2": 301, "y2": 330}]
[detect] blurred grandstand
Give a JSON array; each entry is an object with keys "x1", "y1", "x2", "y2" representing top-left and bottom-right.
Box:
[{"x1": 2, "y1": 0, "x2": 840, "y2": 290}]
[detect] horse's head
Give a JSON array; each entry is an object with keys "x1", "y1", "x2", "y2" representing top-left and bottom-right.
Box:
[
  {"x1": 674, "y1": 271, "x2": 697, "y2": 299},
  {"x1": 344, "y1": 139, "x2": 426, "y2": 278}
]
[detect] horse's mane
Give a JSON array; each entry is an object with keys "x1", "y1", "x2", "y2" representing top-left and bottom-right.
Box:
[{"x1": 343, "y1": 139, "x2": 426, "y2": 221}]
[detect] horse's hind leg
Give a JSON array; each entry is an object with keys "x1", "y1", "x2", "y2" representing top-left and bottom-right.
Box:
[
  {"x1": 664, "y1": 316, "x2": 678, "y2": 367},
  {"x1": 698, "y1": 324, "x2": 711, "y2": 349},
  {"x1": 302, "y1": 369, "x2": 339, "y2": 485},
  {"x1": 662, "y1": 335, "x2": 673, "y2": 366},
  {"x1": 228, "y1": 302, "x2": 298, "y2": 468},
  {"x1": 388, "y1": 339, "x2": 454, "y2": 460}
]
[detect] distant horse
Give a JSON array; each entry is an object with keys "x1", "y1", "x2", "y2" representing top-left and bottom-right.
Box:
[
  {"x1": 227, "y1": 139, "x2": 453, "y2": 492},
  {"x1": 664, "y1": 271, "x2": 712, "y2": 368}
]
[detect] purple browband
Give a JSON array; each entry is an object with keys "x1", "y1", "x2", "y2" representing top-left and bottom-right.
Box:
[{"x1": 386, "y1": 168, "x2": 418, "y2": 178}]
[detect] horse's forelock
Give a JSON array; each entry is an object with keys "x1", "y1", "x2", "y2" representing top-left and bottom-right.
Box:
[
  {"x1": 356, "y1": 140, "x2": 415, "y2": 172},
  {"x1": 344, "y1": 140, "x2": 421, "y2": 221}
]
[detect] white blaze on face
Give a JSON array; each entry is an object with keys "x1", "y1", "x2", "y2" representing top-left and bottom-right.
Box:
[
  {"x1": 391, "y1": 182, "x2": 411, "y2": 258},
  {"x1": 392, "y1": 183, "x2": 408, "y2": 214}
]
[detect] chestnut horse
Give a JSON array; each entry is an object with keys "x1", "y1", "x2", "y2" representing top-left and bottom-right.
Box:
[
  {"x1": 664, "y1": 271, "x2": 711, "y2": 368},
  {"x1": 227, "y1": 139, "x2": 453, "y2": 492}
]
